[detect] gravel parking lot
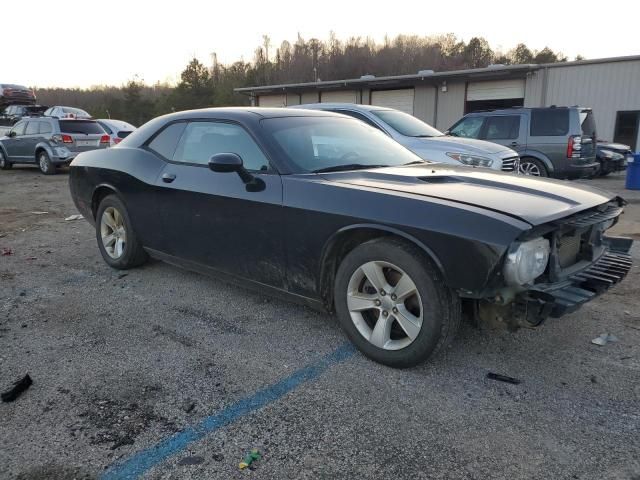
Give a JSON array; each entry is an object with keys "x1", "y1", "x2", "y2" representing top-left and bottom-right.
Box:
[{"x1": 1, "y1": 166, "x2": 639, "y2": 480}]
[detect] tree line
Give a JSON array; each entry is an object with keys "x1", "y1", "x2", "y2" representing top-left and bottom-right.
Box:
[{"x1": 34, "y1": 33, "x2": 572, "y2": 126}]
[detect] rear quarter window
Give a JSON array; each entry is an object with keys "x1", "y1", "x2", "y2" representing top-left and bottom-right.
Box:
[
  {"x1": 59, "y1": 120, "x2": 104, "y2": 134},
  {"x1": 530, "y1": 109, "x2": 569, "y2": 136},
  {"x1": 147, "y1": 122, "x2": 187, "y2": 160}
]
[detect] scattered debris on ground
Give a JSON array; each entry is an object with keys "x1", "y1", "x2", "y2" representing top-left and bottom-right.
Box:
[
  {"x1": 182, "y1": 400, "x2": 196, "y2": 414},
  {"x1": 1, "y1": 247, "x2": 13, "y2": 256},
  {"x1": 591, "y1": 333, "x2": 619, "y2": 346},
  {"x1": 212, "y1": 453, "x2": 224, "y2": 462},
  {"x1": 117, "y1": 273, "x2": 128, "y2": 280},
  {"x1": 64, "y1": 214, "x2": 83, "y2": 221},
  {"x1": 239, "y1": 449, "x2": 261, "y2": 470},
  {"x1": 178, "y1": 455, "x2": 205, "y2": 466},
  {"x1": 486, "y1": 372, "x2": 521, "y2": 385},
  {"x1": 1, "y1": 374, "x2": 33, "y2": 402},
  {"x1": 30, "y1": 211, "x2": 49, "y2": 215}
]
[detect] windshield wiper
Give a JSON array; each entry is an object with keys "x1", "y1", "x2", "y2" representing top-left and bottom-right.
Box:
[{"x1": 312, "y1": 163, "x2": 389, "y2": 173}]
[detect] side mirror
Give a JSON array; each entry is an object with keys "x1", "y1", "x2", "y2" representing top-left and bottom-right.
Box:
[
  {"x1": 208, "y1": 152, "x2": 243, "y2": 173},
  {"x1": 208, "y1": 152, "x2": 265, "y2": 192},
  {"x1": 7, "y1": 130, "x2": 16, "y2": 138}
]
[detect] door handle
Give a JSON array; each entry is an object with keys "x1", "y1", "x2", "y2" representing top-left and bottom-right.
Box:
[
  {"x1": 510, "y1": 142, "x2": 519, "y2": 147},
  {"x1": 162, "y1": 173, "x2": 176, "y2": 183}
]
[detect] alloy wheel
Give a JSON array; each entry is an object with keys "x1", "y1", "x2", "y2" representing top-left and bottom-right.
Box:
[
  {"x1": 100, "y1": 206, "x2": 127, "y2": 259},
  {"x1": 519, "y1": 161, "x2": 541, "y2": 176},
  {"x1": 39, "y1": 153, "x2": 49, "y2": 173},
  {"x1": 346, "y1": 260, "x2": 423, "y2": 350}
]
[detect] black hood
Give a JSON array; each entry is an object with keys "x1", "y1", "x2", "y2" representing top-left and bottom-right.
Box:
[{"x1": 320, "y1": 164, "x2": 617, "y2": 226}]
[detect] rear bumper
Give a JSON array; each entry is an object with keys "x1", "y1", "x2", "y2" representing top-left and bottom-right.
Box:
[
  {"x1": 519, "y1": 237, "x2": 633, "y2": 320},
  {"x1": 600, "y1": 156, "x2": 627, "y2": 173},
  {"x1": 565, "y1": 160, "x2": 599, "y2": 179}
]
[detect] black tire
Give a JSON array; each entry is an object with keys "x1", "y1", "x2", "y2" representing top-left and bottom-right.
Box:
[
  {"x1": 0, "y1": 150, "x2": 12, "y2": 170},
  {"x1": 37, "y1": 150, "x2": 56, "y2": 175},
  {"x1": 519, "y1": 157, "x2": 548, "y2": 177},
  {"x1": 95, "y1": 194, "x2": 148, "y2": 269},
  {"x1": 334, "y1": 238, "x2": 461, "y2": 368}
]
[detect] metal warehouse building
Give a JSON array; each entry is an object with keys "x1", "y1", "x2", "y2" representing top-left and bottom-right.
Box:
[{"x1": 236, "y1": 55, "x2": 640, "y2": 150}]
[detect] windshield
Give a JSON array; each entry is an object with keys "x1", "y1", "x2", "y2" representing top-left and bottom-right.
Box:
[
  {"x1": 371, "y1": 110, "x2": 443, "y2": 137},
  {"x1": 579, "y1": 110, "x2": 596, "y2": 137},
  {"x1": 262, "y1": 116, "x2": 427, "y2": 173}
]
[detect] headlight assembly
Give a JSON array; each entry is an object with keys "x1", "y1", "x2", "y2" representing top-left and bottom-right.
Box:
[
  {"x1": 446, "y1": 152, "x2": 494, "y2": 167},
  {"x1": 503, "y1": 237, "x2": 550, "y2": 286}
]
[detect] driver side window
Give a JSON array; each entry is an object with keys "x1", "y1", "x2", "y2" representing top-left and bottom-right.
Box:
[
  {"x1": 173, "y1": 122, "x2": 270, "y2": 172},
  {"x1": 11, "y1": 121, "x2": 26, "y2": 136},
  {"x1": 449, "y1": 116, "x2": 484, "y2": 138}
]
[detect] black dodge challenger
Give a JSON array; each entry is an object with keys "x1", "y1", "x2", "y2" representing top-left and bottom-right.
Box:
[{"x1": 69, "y1": 108, "x2": 633, "y2": 367}]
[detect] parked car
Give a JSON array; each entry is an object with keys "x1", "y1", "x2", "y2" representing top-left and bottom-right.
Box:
[
  {"x1": 96, "y1": 119, "x2": 136, "y2": 146},
  {"x1": 291, "y1": 103, "x2": 520, "y2": 173},
  {"x1": 68, "y1": 108, "x2": 632, "y2": 368},
  {"x1": 0, "y1": 117, "x2": 110, "y2": 174},
  {"x1": 596, "y1": 141, "x2": 632, "y2": 176},
  {"x1": 0, "y1": 105, "x2": 48, "y2": 127},
  {"x1": 44, "y1": 106, "x2": 92, "y2": 119},
  {"x1": 446, "y1": 106, "x2": 599, "y2": 179},
  {"x1": 0, "y1": 84, "x2": 36, "y2": 107}
]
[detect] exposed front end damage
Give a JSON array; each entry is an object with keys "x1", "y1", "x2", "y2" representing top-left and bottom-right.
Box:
[{"x1": 476, "y1": 199, "x2": 633, "y2": 330}]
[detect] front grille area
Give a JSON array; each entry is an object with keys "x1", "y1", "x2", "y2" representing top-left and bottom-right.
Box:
[
  {"x1": 501, "y1": 156, "x2": 519, "y2": 172},
  {"x1": 557, "y1": 234, "x2": 582, "y2": 268},
  {"x1": 558, "y1": 203, "x2": 623, "y2": 229}
]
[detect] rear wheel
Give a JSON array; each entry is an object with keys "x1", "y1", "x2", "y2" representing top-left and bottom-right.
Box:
[
  {"x1": 95, "y1": 195, "x2": 148, "y2": 269},
  {"x1": 38, "y1": 151, "x2": 55, "y2": 175},
  {"x1": 334, "y1": 238, "x2": 461, "y2": 368},
  {"x1": 519, "y1": 157, "x2": 548, "y2": 177},
  {"x1": 0, "y1": 150, "x2": 12, "y2": 170}
]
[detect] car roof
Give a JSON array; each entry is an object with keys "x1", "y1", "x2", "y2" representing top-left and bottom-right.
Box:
[
  {"x1": 153, "y1": 107, "x2": 345, "y2": 121},
  {"x1": 466, "y1": 106, "x2": 591, "y2": 116},
  {"x1": 292, "y1": 103, "x2": 392, "y2": 112},
  {"x1": 97, "y1": 119, "x2": 136, "y2": 129}
]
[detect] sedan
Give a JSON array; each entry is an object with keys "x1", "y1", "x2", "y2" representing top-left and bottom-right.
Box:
[
  {"x1": 96, "y1": 119, "x2": 136, "y2": 146},
  {"x1": 69, "y1": 108, "x2": 632, "y2": 367}
]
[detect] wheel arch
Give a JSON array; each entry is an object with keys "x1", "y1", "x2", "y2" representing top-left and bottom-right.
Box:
[
  {"x1": 91, "y1": 184, "x2": 121, "y2": 220},
  {"x1": 519, "y1": 150, "x2": 554, "y2": 173},
  {"x1": 34, "y1": 143, "x2": 54, "y2": 161},
  {"x1": 318, "y1": 224, "x2": 446, "y2": 310}
]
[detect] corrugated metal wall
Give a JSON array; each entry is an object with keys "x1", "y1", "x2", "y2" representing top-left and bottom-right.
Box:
[{"x1": 526, "y1": 59, "x2": 640, "y2": 141}]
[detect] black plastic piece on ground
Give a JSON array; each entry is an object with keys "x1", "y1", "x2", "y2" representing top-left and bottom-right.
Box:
[
  {"x1": 1, "y1": 374, "x2": 32, "y2": 402},
  {"x1": 487, "y1": 372, "x2": 521, "y2": 384}
]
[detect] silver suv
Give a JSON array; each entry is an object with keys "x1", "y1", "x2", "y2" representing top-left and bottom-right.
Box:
[
  {"x1": 447, "y1": 107, "x2": 599, "y2": 178},
  {"x1": 0, "y1": 117, "x2": 109, "y2": 174},
  {"x1": 291, "y1": 103, "x2": 520, "y2": 172}
]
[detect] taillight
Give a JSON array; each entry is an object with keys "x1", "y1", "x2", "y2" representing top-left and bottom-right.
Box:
[
  {"x1": 567, "y1": 135, "x2": 581, "y2": 158},
  {"x1": 62, "y1": 134, "x2": 73, "y2": 143},
  {"x1": 113, "y1": 137, "x2": 122, "y2": 144},
  {"x1": 100, "y1": 135, "x2": 110, "y2": 144}
]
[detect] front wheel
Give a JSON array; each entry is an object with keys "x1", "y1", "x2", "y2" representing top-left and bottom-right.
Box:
[
  {"x1": 95, "y1": 195, "x2": 148, "y2": 269},
  {"x1": 334, "y1": 238, "x2": 461, "y2": 368},
  {"x1": 0, "y1": 150, "x2": 12, "y2": 170}
]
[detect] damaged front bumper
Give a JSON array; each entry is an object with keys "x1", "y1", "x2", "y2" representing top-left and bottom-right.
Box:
[{"x1": 478, "y1": 236, "x2": 633, "y2": 329}]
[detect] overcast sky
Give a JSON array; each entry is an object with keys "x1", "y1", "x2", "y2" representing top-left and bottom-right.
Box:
[{"x1": 7, "y1": 0, "x2": 639, "y2": 88}]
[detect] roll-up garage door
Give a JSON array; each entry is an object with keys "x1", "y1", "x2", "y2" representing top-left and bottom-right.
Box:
[
  {"x1": 320, "y1": 90, "x2": 357, "y2": 103},
  {"x1": 371, "y1": 89, "x2": 415, "y2": 114},
  {"x1": 258, "y1": 94, "x2": 286, "y2": 107},
  {"x1": 466, "y1": 79, "x2": 525, "y2": 101}
]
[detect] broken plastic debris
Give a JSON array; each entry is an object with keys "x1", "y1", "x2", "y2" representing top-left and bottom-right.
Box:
[
  {"x1": 1, "y1": 374, "x2": 32, "y2": 402},
  {"x1": 486, "y1": 372, "x2": 521, "y2": 384},
  {"x1": 239, "y1": 449, "x2": 261, "y2": 469},
  {"x1": 64, "y1": 214, "x2": 83, "y2": 221},
  {"x1": 30, "y1": 211, "x2": 48, "y2": 215},
  {"x1": 591, "y1": 333, "x2": 619, "y2": 346}
]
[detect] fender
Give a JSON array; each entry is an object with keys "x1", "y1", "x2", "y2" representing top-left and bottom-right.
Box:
[
  {"x1": 34, "y1": 142, "x2": 55, "y2": 161},
  {"x1": 519, "y1": 149, "x2": 555, "y2": 173},
  {"x1": 318, "y1": 223, "x2": 447, "y2": 307}
]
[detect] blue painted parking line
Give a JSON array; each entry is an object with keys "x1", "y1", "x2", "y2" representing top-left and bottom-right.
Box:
[{"x1": 101, "y1": 343, "x2": 356, "y2": 479}]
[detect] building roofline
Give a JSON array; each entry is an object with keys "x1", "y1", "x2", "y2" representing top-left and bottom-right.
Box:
[{"x1": 235, "y1": 54, "x2": 640, "y2": 95}]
